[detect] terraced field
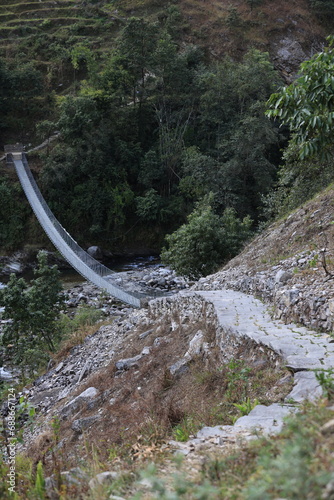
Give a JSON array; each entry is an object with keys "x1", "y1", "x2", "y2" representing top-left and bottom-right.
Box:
[
  {"x1": 1, "y1": 0, "x2": 331, "y2": 78},
  {"x1": 0, "y1": 0, "x2": 331, "y2": 138},
  {"x1": 0, "y1": 0, "x2": 124, "y2": 76}
]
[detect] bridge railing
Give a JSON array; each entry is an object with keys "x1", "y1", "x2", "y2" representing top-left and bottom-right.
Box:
[
  {"x1": 7, "y1": 151, "x2": 168, "y2": 306},
  {"x1": 20, "y1": 154, "x2": 114, "y2": 277}
]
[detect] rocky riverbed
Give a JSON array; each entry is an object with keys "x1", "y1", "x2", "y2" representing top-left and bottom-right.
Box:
[
  {"x1": 0, "y1": 262, "x2": 190, "y2": 381},
  {"x1": 2, "y1": 188, "x2": 334, "y2": 498}
]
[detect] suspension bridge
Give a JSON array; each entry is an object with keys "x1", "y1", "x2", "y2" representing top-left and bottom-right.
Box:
[{"x1": 4, "y1": 145, "x2": 149, "y2": 307}]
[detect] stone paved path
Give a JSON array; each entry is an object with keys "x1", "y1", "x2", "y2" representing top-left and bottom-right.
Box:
[{"x1": 174, "y1": 289, "x2": 334, "y2": 452}]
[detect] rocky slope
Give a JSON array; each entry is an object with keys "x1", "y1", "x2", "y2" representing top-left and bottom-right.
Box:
[
  {"x1": 194, "y1": 185, "x2": 334, "y2": 333},
  {"x1": 2, "y1": 186, "x2": 334, "y2": 498}
]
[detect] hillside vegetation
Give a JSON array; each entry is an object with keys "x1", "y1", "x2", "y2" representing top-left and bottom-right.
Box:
[
  {"x1": 1, "y1": 187, "x2": 334, "y2": 499},
  {"x1": 1, "y1": 1, "x2": 334, "y2": 498},
  {"x1": 0, "y1": 0, "x2": 334, "y2": 254},
  {"x1": 0, "y1": 0, "x2": 330, "y2": 73}
]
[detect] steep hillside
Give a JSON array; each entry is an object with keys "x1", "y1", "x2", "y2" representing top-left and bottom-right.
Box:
[
  {"x1": 195, "y1": 184, "x2": 334, "y2": 332},
  {"x1": 1, "y1": 182, "x2": 334, "y2": 499},
  {"x1": 1, "y1": 0, "x2": 333, "y2": 254},
  {"x1": 0, "y1": 0, "x2": 330, "y2": 83}
]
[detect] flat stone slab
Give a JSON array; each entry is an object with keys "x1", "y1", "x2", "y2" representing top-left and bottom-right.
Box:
[
  {"x1": 285, "y1": 356, "x2": 325, "y2": 371},
  {"x1": 197, "y1": 425, "x2": 235, "y2": 439},
  {"x1": 285, "y1": 371, "x2": 322, "y2": 403},
  {"x1": 194, "y1": 290, "x2": 334, "y2": 372},
  {"x1": 231, "y1": 404, "x2": 295, "y2": 435},
  {"x1": 170, "y1": 289, "x2": 333, "y2": 454}
]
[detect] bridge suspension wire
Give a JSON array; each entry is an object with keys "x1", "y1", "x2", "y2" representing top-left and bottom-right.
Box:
[{"x1": 7, "y1": 150, "x2": 145, "y2": 307}]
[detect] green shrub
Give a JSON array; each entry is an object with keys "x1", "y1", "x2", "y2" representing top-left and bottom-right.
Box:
[
  {"x1": 161, "y1": 195, "x2": 252, "y2": 278},
  {"x1": 0, "y1": 251, "x2": 65, "y2": 377}
]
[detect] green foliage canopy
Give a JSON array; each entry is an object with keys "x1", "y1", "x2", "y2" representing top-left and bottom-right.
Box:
[
  {"x1": 266, "y1": 37, "x2": 334, "y2": 160},
  {"x1": 0, "y1": 180, "x2": 28, "y2": 250},
  {"x1": 161, "y1": 195, "x2": 252, "y2": 278},
  {"x1": 0, "y1": 251, "x2": 65, "y2": 375}
]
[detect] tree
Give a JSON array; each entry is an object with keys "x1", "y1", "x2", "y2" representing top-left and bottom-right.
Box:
[
  {"x1": 0, "y1": 251, "x2": 65, "y2": 376},
  {"x1": 70, "y1": 44, "x2": 96, "y2": 80},
  {"x1": 0, "y1": 58, "x2": 45, "y2": 137},
  {"x1": 195, "y1": 50, "x2": 281, "y2": 219},
  {"x1": 0, "y1": 180, "x2": 28, "y2": 249},
  {"x1": 117, "y1": 17, "x2": 159, "y2": 106},
  {"x1": 309, "y1": 0, "x2": 334, "y2": 18},
  {"x1": 161, "y1": 195, "x2": 252, "y2": 278},
  {"x1": 266, "y1": 37, "x2": 334, "y2": 160}
]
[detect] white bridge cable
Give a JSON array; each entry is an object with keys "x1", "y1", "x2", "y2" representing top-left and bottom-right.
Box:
[{"x1": 11, "y1": 153, "x2": 147, "y2": 307}]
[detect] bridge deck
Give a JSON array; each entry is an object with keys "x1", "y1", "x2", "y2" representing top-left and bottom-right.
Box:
[{"x1": 9, "y1": 152, "x2": 144, "y2": 307}]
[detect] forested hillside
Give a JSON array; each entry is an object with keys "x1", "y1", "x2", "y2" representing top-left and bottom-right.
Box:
[{"x1": 0, "y1": 0, "x2": 333, "y2": 258}]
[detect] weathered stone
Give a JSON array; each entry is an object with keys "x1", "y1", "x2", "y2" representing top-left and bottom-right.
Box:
[
  {"x1": 233, "y1": 404, "x2": 295, "y2": 435},
  {"x1": 115, "y1": 354, "x2": 142, "y2": 371},
  {"x1": 196, "y1": 425, "x2": 234, "y2": 439},
  {"x1": 89, "y1": 471, "x2": 119, "y2": 489},
  {"x1": 44, "y1": 476, "x2": 58, "y2": 500},
  {"x1": 61, "y1": 467, "x2": 88, "y2": 486},
  {"x1": 139, "y1": 329, "x2": 154, "y2": 339},
  {"x1": 141, "y1": 346, "x2": 151, "y2": 355},
  {"x1": 278, "y1": 288, "x2": 300, "y2": 307},
  {"x1": 185, "y1": 330, "x2": 204, "y2": 359},
  {"x1": 320, "y1": 419, "x2": 334, "y2": 435},
  {"x1": 285, "y1": 371, "x2": 322, "y2": 403},
  {"x1": 72, "y1": 415, "x2": 101, "y2": 433},
  {"x1": 55, "y1": 362, "x2": 64, "y2": 373},
  {"x1": 61, "y1": 387, "x2": 99, "y2": 418},
  {"x1": 275, "y1": 269, "x2": 292, "y2": 284},
  {"x1": 328, "y1": 300, "x2": 334, "y2": 315},
  {"x1": 87, "y1": 246, "x2": 103, "y2": 260},
  {"x1": 169, "y1": 358, "x2": 189, "y2": 376},
  {"x1": 285, "y1": 356, "x2": 323, "y2": 371},
  {"x1": 0, "y1": 367, "x2": 14, "y2": 381}
]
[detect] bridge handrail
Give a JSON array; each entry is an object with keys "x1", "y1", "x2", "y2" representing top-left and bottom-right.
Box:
[
  {"x1": 20, "y1": 154, "x2": 113, "y2": 277},
  {"x1": 9, "y1": 152, "x2": 148, "y2": 307}
]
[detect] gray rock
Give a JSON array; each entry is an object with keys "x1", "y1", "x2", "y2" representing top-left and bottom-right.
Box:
[
  {"x1": 89, "y1": 471, "x2": 119, "y2": 489},
  {"x1": 233, "y1": 404, "x2": 295, "y2": 435},
  {"x1": 278, "y1": 288, "x2": 300, "y2": 307},
  {"x1": 185, "y1": 330, "x2": 204, "y2": 358},
  {"x1": 285, "y1": 356, "x2": 323, "y2": 371},
  {"x1": 72, "y1": 415, "x2": 101, "y2": 433},
  {"x1": 275, "y1": 270, "x2": 292, "y2": 284},
  {"x1": 141, "y1": 346, "x2": 151, "y2": 355},
  {"x1": 169, "y1": 358, "x2": 189, "y2": 376},
  {"x1": 44, "y1": 476, "x2": 58, "y2": 500},
  {"x1": 0, "y1": 367, "x2": 14, "y2": 381},
  {"x1": 87, "y1": 246, "x2": 103, "y2": 260},
  {"x1": 61, "y1": 467, "x2": 88, "y2": 486},
  {"x1": 44, "y1": 468, "x2": 88, "y2": 497},
  {"x1": 285, "y1": 371, "x2": 322, "y2": 403},
  {"x1": 139, "y1": 328, "x2": 154, "y2": 339},
  {"x1": 61, "y1": 387, "x2": 99, "y2": 418},
  {"x1": 274, "y1": 37, "x2": 307, "y2": 79},
  {"x1": 196, "y1": 425, "x2": 234, "y2": 439},
  {"x1": 115, "y1": 354, "x2": 142, "y2": 371},
  {"x1": 55, "y1": 362, "x2": 64, "y2": 373}
]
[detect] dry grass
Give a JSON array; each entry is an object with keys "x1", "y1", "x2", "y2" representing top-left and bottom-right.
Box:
[
  {"x1": 0, "y1": 0, "x2": 329, "y2": 69},
  {"x1": 225, "y1": 185, "x2": 334, "y2": 276},
  {"x1": 24, "y1": 311, "x2": 293, "y2": 482},
  {"x1": 53, "y1": 323, "x2": 105, "y2": 362}
]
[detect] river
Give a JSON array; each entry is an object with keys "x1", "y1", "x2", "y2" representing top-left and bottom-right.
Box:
[{"x1": 0, "y1": 255, "x2": 161, "y2": 289}]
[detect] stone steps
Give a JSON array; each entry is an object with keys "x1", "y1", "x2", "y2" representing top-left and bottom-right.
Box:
[{"x1": 172, "y1": 289, "x2": 332, "y2": 454}]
